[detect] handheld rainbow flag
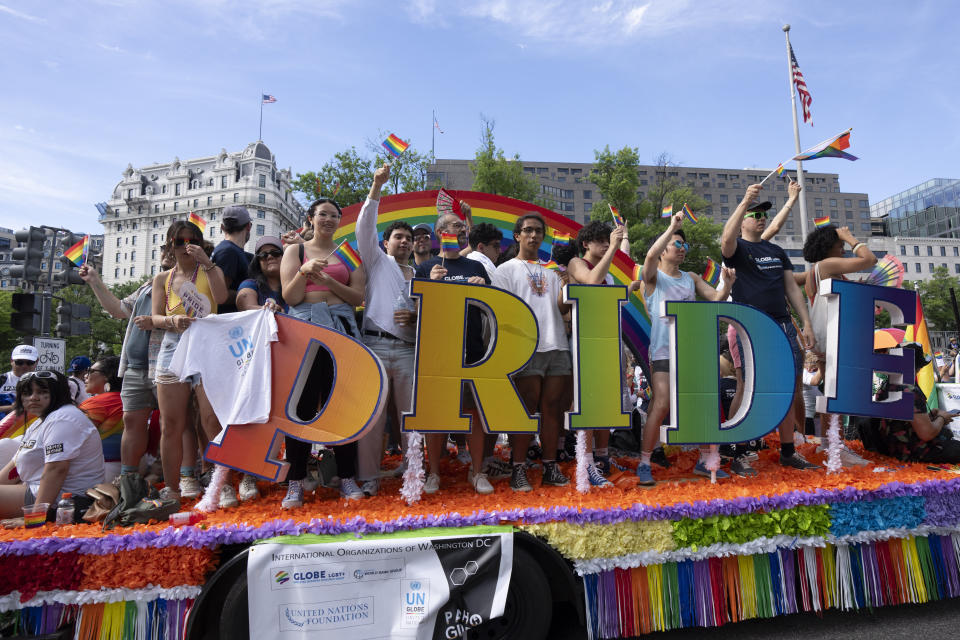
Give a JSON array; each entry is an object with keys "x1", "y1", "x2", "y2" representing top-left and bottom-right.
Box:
[
  {"x1": 813, "y1": 216, "x2": 831, "y2": 228},
  {"x1": 541, "y1": 260, "x2": 560, "y2": 271},
  {"x1": 793, "y1": 128, "x2": 858, "y2": 161},
  {"x1": 333, "y1": 241, "x2": 362, "y2": 272},
  {"x1": 702, "y1": 258, "x2": 721, "y2": 287},
  {"x1": 331, "y1": 181, "x2": 340, "y2": 197},
  {"x1": 188, "y1": 212, "x2": 207, "y2": 233},
  {"x1": 632, "y1": 264, "x2": 641, "y2": 282},
  {"x1": 609, "y1": 204, "x2": 625, "y2": 226},
  {"x1": 905, "y1": 297, "x2": 939, "y2": 411},
  {"x1": 553, "y1": 232, "x2": 571, "y2": 247},
  {"x1": 382, "y1": 134, "x2": 410, "y2": 158},
  {"x1": 776, "y1": 163, "x2": 786, "y2": 178},
  {"x1": 681, "y1": 203, "x2": 697, "y2": 223},
  {"x1": 63, "y1": 235, "x2": 89, "y2": 266},
  {"x1": 661, "y1": 204, "x2": 673, "y2": 218},
  {"x1": 440, "y1": 232, "x2": 460, "y2": 252}
]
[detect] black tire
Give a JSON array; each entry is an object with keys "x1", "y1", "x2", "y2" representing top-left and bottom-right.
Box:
[{"x1": 468, "y1": 547, "x2": 552, "y2": 640}]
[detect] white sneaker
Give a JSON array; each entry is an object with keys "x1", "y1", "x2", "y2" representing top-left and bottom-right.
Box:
[
  {"x1": 179, "y1": 476, "x2": 201, "y2": 499},
  {"x1": 360, "y1": 479, "x2": 379, "y2": 497},
  {"x1": 238, "y1": 475, "x2": 259, "y2": 502},
  {"x1": 340, "y1": 477, "x2": 364, "y2": 501},
  {"x1": 423, "y1": 473, "x2": 441, "y2": 494},
  {"x1": 281, "y1": 480, "x2": 304, "y2": 509},
  {"x1": 219, "y1": 484, "x2": 239, "y2": 509},
  {"x1": 159, "y1": 487, "x2": 181, "y2": 502},
  {"x1": 839, "y1": 446, "x2": 870, "y2": 467},
  {"x1": 468, "y1": 470, "x2": 494, "y2": 495}
]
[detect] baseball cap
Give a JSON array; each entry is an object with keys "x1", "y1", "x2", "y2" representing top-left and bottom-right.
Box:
[
  {"x1": 67, "y1": 355, "x2": 92, "y2": 373},
  {"x1": 746, "y1": 201, "x2": 773, "y2": 213},
  {"x1": 11, "y1": 345, "x2": 38, "y2": 362},
  {"x1": 222, "y1": 205, "x2": 251, "y2": 226},
  {"x1": 412, "y1": 223, "x2": 433, "y2": 236},
  {"x1": 255, "y1": 236, "x2": 283, "y2": 253}
]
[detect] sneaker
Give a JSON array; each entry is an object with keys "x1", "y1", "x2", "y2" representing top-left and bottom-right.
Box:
[
  {"x1": 219, "y1": 484, "x2": 239, "y2": 509},
  {"x1": 526, "y1": 442, "x2": 543, "y2": 462},
  {"x1": 694, "y1": 462, "x2": 730, "y2": 479},
  {"x1": 542, "y1": 461, "x2": 570, "y2": 487},
  {"x1": 730, "y1": 457, "x2": 759, "y2": 477},
  {"x1": 456, "y1": 448, "x2": 472, "y2": 465},
  {"x1": 556, "y1": 448, "x2": 575, "y2": 463},
  {"x1": 281, "y1": 480, "x2": 304, "y2": 509},
  {"x1": 238, "y1": 475, "x2": 259, "y2": 502},
  {"x1": 388, "y1": 460, "x2": 408, "y2": 478},
  {"x1": 179, "y1": 475, "x2": 201, "y2": 499},
  {"x1": 468, "y1": 470, "x2": 494, "y2": 495},
  {"x1": 780, "y1": 452, "x2": 821, "y2": 471},
  {"x1": 635, "y1": 463, "x2": 655, "y2": 486},
  {"x1": 482, "y1": 459, "x2": 513, "y2": 480},
  {"x1": 740, "y1": 450, "x2": 759, "y2": 463},
  {"x1": 423, "y1": 473, "x2": 441, "y2": 495},
  {"x1": 360, "y1": 479, "x2": 379, "y2": 497},
  {"x1": 510, "y1": 464, "x2": 533, "y2": 492},
  {"x1": 839, "y1": 446, "x2": 870, "y2": 467},
  {"x1": 594, "y1": 456, "x2": 611, "y2": 475},
  {"x1": 340, "y1": 477, "x2": 364, "y2": 500},
  {"x1": 650, "y1": 447, "x2": 671, "y2": 469},
  {"x1": 159, "y1": 487, "x2": 181, "y2": 501},
  {"x1": 587, "y1": 463, "x2": 613, "y2": 488}
]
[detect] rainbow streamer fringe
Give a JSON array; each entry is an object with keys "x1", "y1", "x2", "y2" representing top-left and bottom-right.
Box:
[{"x1": 7, "y1": 597, "x2": 194, "y2": 640}]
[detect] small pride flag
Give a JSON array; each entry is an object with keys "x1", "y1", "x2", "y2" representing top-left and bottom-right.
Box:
[
  {"x1": 188, "y1": 212, "x2": 207, "y2": 233},
  {"x1": 661, "y1": 204, "x2": 673, "y2": 218},
  {"x1": 333, "y1": 242, "x2": 362, "y2": 272},
  {"x1": 63, "y1": 235, "x2": 89, "y2": 266},
  {"x1": 793, "y1": 128, "x2": 858, "y2": 162},
  {"x1": 382, "y1": 134, "x2": 410, "y2": 158},
  {"x1": 702, "y1": 258, "x2": 721, "y2": 287},
  {"x1": 541, "y1": 260, "x2": 560, "y2": 271},
  {"x1": 440, "y1": 232, "x2": 460, "y2": 252},
  {"x1": 609, "y1": 204, "x2": 625, "y2": 227},
  {"x1": 776, "y1": 163, "x2": 785, "y2": 178},
  {"x1": 553, "y1": 232, "x2": 571, "y2": 247},
  {"x1": 632, "y1": 264, "x2": 642, "y2": 281},
  {"x1": 814, "y1": 216, "x2": 832, "y2": 228},
  {"x1": 682, "y1": 203, "x2": 697, "y2": 223}
]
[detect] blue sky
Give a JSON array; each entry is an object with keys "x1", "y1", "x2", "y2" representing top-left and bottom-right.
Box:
[{"x1": 0, "y1": 0, "x2": 956, "y2": 234}]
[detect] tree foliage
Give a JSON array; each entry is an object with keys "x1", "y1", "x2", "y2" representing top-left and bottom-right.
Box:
[
  {"x1": 469, "y1": 117, "x2": 541, "y2": 203},
  {"x1": 910, "y1": 266, "x2": 960, "y2": 331}
]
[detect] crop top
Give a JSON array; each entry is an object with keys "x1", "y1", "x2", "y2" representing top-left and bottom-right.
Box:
[
  {"x1": 164, "y1": 267, "x2": 217, "y2": 317},
  {"x1": 300, "y1": 244, "x2": 351, "y2": 292}
]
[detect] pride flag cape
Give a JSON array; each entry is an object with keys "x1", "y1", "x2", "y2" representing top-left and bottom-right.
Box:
[
  {"x1": 188, "y1": 212, "x2": 207, "y2": 233},
  {"x1": 382, "y1": 134, "x2": 410, "y2": 158},
  {"x1": 661, "y1": 204, "x2": 673, "y2": 218},
  {"x1": 702, "y1": 258, "x2": 720, "y2": 287},
  {"x1": 333, "y1": 242, "x2": 362, "y2": 272},
  {"x1": 904, "y1": 296, "x2": 939, "y2": 411},
  {"x1": 63, "y1": 235, "x2": 90, "y2": 266},
  {"x1": 681, "y1": 203, "x2": 697, "y2": 223},
  {"x1": 813, "y1": 216, "x2": 831, "y2": 228},
  {"x1": 793, "y1": 128, "x2": 858, "y2": 161},
  {"x1": 440, "y1": 232, "x2": 460, "y2": 252}
]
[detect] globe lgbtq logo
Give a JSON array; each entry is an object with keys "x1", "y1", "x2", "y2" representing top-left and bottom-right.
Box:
[{"x1": 275, "y1": 570, "x2": 290, "y2": 585}]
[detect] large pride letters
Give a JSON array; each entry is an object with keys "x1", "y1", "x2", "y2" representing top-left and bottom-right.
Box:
[{"x1": 207, "y1": 280, "x2": 918, "y2": 480}]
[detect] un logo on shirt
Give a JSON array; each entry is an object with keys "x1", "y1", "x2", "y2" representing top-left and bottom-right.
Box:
[{"x1": 229, "y1": 326, "x2": 244, "y2": 339}]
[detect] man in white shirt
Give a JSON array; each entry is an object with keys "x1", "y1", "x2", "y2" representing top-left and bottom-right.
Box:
[
  {"x1": 464, "y1": 223, "x2": 502, "y2": 281},
  {"x1": 0, "y1": 345, "x2": 38, "y2": 416},
  {"x1": 66, "y1": 356, "x2": 91, "y2": 404},
  {"x1": 354, "y1": 164, "x2": 421, "y2": 496}
]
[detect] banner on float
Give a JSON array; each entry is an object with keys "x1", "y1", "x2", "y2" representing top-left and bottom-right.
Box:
[{"x1": 247, "y1": 526, "x2": 513, "y2": 640}]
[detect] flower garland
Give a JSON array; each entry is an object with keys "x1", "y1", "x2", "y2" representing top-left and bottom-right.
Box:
[
  {"x1": 828, "y1": 495, "x2": 926, "y2": 536},
  {"x1": 575, "y1": 430, "x2": 589, "y2": 493},
  {"x1": 826, "y1": 413, "x2": 843, "y2": 473},
  {"x1": 522, "y1": 520, "x2": 676, "y2": 560},
  {"x1": 400, "y1": 431, "x2": 425, "y2": 504},
  {"x1": 672, "y1": 504, "x2": 831, "y2": 550},
  {"x1": 0, "y1": 585, "x2": 201, "y2": 612},
  {"x1": 195, "y1": 465, "x2": 229, "y2": 513}
]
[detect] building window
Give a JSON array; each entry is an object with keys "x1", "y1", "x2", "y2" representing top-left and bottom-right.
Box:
[
  {"x1": 904, "y1": 263, "x2": 909, "y2": 273},
  {"x1": 152, "y1": 234, "x2": 157, "y2": 243},
  {"x1": 584, "y1": 202, "x2": 592, "y2": 212},
  {"x1": 954, "y1": 247, "x2": 959, "y2": 257},
  {"x1": 131, "y1": 237, "x2": 136, "y2": 245},
  {"x1": 258, "y1": 174, "x2": 266, "y2": 188},
  {"x1": 815, "y1": 209, "x2": 823, "y2": 216},
  {"x1": 152, "y1": 220, "x2": 158, "y2": 229},
  {"x1": 193, "y1": 199, "x2": 198, "y2": 208},
  {"x1": 221, "y1": 176, "x2": 228, "y2": 188},
  {"x1": 115, "y1": 252, "x2": 121, "y2": 262},
  {"x1": 257, "y1": 210, "x2": 265, "y2": 219},
  {"x1": 151, "y1": 249, "x2": 156, "y2": 259},
  {"x1": 151, "y1": 265, "x2": 156, "y2": 275},
  {"x1": 914, "y1": 246, "x2": 920, "y2": 255},
  {"x1": 859, "y1": 200, "x2": 869, "y2": 208},
  {"x1": 131, "y1": 251, "x2": 136, "y2": 261},
  {"x1": 175, "y1": 184, "x2": 181, "y2": 196},
  {"x1": 233, "y1": 193, "x2": 239, "y2": 202},
  {"x1": 927, "y1": 246, "x2": 933, "y2": 256},
  {"x1": 173, "y1": 202, "x2": 179, "y2": 211},
  {"x1": 860, "y1": 223, "x2": 871, "y2": 232},
  {"x1": 929, "y1": 263, "x2": 934, "y2": 272},
  {"x1": 582, "y1": 190, "x2": 592, "y2": 199},
  {"x1": 256, "y1": 224, "x2": 265, "y2": 236},
  {"x1": 900, "y1": 245, "x2": 906, "y2": 255},
  {"x1": 115, "y1": 268, "x2": 120, "y2": 279},
  {"x1": 815, "y1": 199, "x2": 823, "y2": 206},
  {"x1": 916, "y1": 263, "x2": 921, "y2": 272},
  {"x1": 116, "y1": 238, "x2": 121, "y2": 247},
  {"x1": 207, "y1": 196, "x2": 212, "y2": 206},
  {"x1": 786, "y1": 220, "x2": 794, "y2": 229},
  {"x1": 720, "y1": 206, "x2": 729, "y2": 215},
  {"x1": 210, "y1": 212, "x2": 217, "y2": 220},
  {"x1": 154, "y1": 205, "x2": 159, "y2": 213},
  {"x1": 955, "y1": 264, "x2": 960, "y2": 274},
  {"x1": 829, "y1": 199, "x2": 837, "y2": 207},
  {"x1": 941, "y1": 246, "x2": 947, "y2": 256},
  {"x1": 161, "y1": 184, "x2": 167, "y2": 194},
  {"x1": 258, "y1": 193, "x2": 265, "y2": 204}
]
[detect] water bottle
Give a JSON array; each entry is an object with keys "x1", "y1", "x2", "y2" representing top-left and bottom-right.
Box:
[
  {"x1": 394, "y1": 292, "x2": 412, "y2": 328},
  {"x1": 169, "y1": 511, "x2": 206, "y2": 527},
  {"x1": 55, "y1": 492, "x2": 74, "y2": 526}
]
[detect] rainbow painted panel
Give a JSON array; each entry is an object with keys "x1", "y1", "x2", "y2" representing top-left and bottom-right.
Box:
[{"x1": 334, "y1": 191, "x2": 653, "y2": 360}]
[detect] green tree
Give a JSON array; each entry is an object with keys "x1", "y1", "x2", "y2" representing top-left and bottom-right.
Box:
[
  {"x1": 291, "y1": 147, "x2": 375, "y2": 208},
  {"x1": 912, "y1": 266, "x2": 960, "y2": 331},
  {"x1": 589, "y1": 145, "x2": 640, "y2": 226},
  {"x1": 469, "y1": 117, "x2": 541, "y2": 203},
  {"x1": 0, "y1": 291, "x2": 22, "y2": 359},
  {"x1": 57, "y1": 277, "x2": 147, "y2": 363}
]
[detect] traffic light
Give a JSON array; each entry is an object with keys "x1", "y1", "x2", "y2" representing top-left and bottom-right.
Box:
[
  {"x1": 11, "y1": 293, "x2": 43, "y2": 335},
  {"x1": 53, "y1": 233, "x2": 85, "y2": 287},
  {"x1": 55, "y1": 302, "x2": 91, "y2": 337},
  {"x1": 10, "y1": 227, "x2": 46, "y2": 284}
]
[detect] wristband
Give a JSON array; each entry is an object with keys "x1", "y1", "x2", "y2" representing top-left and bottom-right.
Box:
[
  {"x1": 201, "y1": 263, "x2": 215, "y2": 272},
  {"x1": 851, "y1": 242, "x2": 865, "y2": 252}
]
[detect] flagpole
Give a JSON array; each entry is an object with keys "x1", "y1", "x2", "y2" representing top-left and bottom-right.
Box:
[
  {"x1": 431, "y1": 109, "x2": 436, "y2": 161},
  {"x1": 783, "y1": 25, "x2": 809, "y2": 246},
  {"x1": 259, "y1": 91, "x2": 264, "y2": 141}
]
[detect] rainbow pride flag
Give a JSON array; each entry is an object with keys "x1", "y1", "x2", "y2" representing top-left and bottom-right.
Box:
[
  {"x1": 661, "y1": 204, "x2": 673, "y2": 218},
  {"x1": 609, "y1": 204, "x2": 625, "y2": 226},
  {"x1": 776, "y1": 163, "x2": 785, "y2": 177},
  {"x1": 702, "y1": 258, "x2": 720, "y2": 287},
  {"x1": 333, "y1": 242, "x2": 362, "y2": 272},
  {"x1": 632, "y1": 264, "x2": 641, "y2": 282},
  {"x1": 440, "y1": 232, "x2": 460, "y2": 252},
  {"x1": 188, "y1": 212, "x2": 207, "y2": 233},
  {"x1": 382, "y1": 134, "x2": 410, "y2": 158},
  {"x1": 682, "y1": 203, "x2": 697, "y2": 223},
  {"x1": 813, "y1": 216, "x2": 831, "y2": 228},
  {"x1": 553, "y1": 232, "x2": 571, "y2": 247},
  {"x1": 541, "y1": 260, "x2": 560, "y2": 271},
  {"x1": 905, "y1": 296, "x2": 938, "y2": 410},
  {"x1": 793, "y1": 128, "x2": 858, "y2": 161},
  {"x1": 63, "y1": 235, "x2": 89, "y2": 266}
]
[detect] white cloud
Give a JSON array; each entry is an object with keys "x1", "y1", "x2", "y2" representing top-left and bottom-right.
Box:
[
  {"x1": 97, "y1": 43, "x2": 123, "y2": 53},
  {"x1": 0, "y1": 3, "x2": 44, "y2": 23}
]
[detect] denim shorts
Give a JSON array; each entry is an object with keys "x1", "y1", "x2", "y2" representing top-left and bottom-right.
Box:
[
  {"x1": 517, "y1": 350, "x2": 572, "y2": 378},
  {"x1": 154, "y1": 330, "x2": 198, "y2": 386}
]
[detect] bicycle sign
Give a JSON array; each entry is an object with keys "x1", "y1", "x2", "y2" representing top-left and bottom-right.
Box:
[{"x1": 33, "y1": 337, "x2": 66, "y2": 373}]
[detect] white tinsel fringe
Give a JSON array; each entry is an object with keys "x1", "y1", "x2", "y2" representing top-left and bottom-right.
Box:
[
  {"x1": 401, "y1": 431, "x2": 425, "y2": 504},
  {"x1": 826, "y1": 413, "x2": 843, "y2": 474},
  {"x1": 0, "y1": 584, "x2": 202, "y2": 612},
  {"x1": 195, "y1": 464, "x2": 229, "y2": 513},
  {"x1": 575, "y1": 430, "x2": 590, "y2": 493}
]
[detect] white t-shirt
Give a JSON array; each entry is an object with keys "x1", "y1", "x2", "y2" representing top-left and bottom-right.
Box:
[
  {"x1": 492, "y1": 259, "x2": 568, "y2": 353},
  {"x1": 168, "y1": 309, "x2": 278, "y2": 430},
  {"x1": 16, "y1": 404, "x2": 105, "y2": 496},
  {"x1": 466, "y1": 251, "x2": 498, "y2": 281},
  {"x1": 68, "y1": 376, "x2": 89, "y2": 404},
  {"x1": 0, "y1": 371, "x2": 19, "y2": 397}
]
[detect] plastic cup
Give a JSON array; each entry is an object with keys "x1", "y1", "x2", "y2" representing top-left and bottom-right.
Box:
[{"x1": 22, "y1": 503, "x2": 49, "y2": 528}]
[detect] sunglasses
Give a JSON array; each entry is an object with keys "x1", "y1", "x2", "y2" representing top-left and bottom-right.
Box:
[
  {"x1": 13, "y1": 360, "x2": 34, "y2": 367},
  {"x1": 257, "y1": 249, "x2": 283, "y2": 259},
  {"x1": 673, "y1": 240, "x2": 690, "y2": 251},
  {"x1": 21, "y1": 371, "x2": 56, "y2": 382},
  {"x1": 173, "y1": 237, "x2": 202, "y2": 247},
  {"x1": 85, "y1": 368, "x2": 105, "y2": 376},
  {"x1": 744, "y1": 211, "x2": 769, "y2": 219}
]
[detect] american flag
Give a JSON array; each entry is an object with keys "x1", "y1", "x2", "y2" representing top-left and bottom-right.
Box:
[
  {"x1": 262, "y1": 94, "x2": 277, "y2": 103},
  {"x1": 434, "y1": 116, "x2": 444, "y2": 134},
  {"x1": 789, "y1": 44, "x2": 812, "y2": 125}
]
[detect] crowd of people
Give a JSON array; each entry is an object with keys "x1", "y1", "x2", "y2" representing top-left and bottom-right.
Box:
[{"x1": 1, "y1": 164, "x2": 958, "y2": 521}]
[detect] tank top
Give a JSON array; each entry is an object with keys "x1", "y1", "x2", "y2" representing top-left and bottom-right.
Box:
[
  {"x1": 164, "y1": 266, "x2": 217, "y2": 317},
  {"x1": 581, "y1": 258, "x2": 615, "y2": 285},
  {"x1": 644, "y1": 269, "x2": 695, "y2": 361},
  {"x1": 299, "y1": 244, "x2": 351, "y2": 293}
]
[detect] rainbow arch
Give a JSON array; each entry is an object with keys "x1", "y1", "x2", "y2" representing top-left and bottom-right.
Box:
[{"x1": 336, "y1": 190, "x2": 653, "y2": 362}]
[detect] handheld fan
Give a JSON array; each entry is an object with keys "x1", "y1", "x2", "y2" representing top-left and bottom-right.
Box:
[{"x1": 436, "y1": 189, "x2": 464, "y2": 220}]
